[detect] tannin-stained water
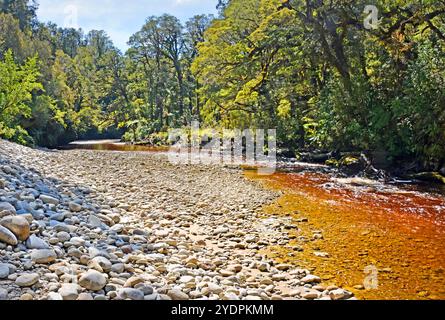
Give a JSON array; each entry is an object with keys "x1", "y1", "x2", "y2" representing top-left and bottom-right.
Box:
[{"x1": 244, "y1": 169, "x2": 445, "y2": 300}]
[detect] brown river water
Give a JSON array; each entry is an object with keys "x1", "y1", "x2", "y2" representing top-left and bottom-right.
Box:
[{"x1": 62, "y1": 140, "x2": 445, "y2": 300}]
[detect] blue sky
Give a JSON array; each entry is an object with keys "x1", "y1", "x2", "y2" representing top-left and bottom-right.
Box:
[{"x1": 37, "y1": 0, "x2": 218, "y2": 52}]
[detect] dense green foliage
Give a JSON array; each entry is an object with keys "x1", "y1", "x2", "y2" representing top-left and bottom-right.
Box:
[
  {"x1": 0, "y1": 1, "x2": 213, "y2": 146},
  {"x1": 0, "y1": 0, "x2": 444, "y2": 170},
  {"x1": 194, "y1": 0, "x2": 445, "y2": 170}
]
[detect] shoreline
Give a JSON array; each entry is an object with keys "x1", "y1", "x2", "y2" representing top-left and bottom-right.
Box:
[{"x1": 62, "y1": 139, "x2": 445, "y2": 193}]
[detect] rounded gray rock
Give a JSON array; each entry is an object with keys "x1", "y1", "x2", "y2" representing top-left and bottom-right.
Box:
[
  {"x1": 118, "y1": 288, "x2": 144, "y2": 300},
  {"x1": 79, "y1": 270, "x2": 107, "y2": 291},
  {"x1": 26, "y1": 234, "x2": 50, "y2": 249},
  {"x1": 16, "y1": 273, "x2": 40, "y2": 287}
]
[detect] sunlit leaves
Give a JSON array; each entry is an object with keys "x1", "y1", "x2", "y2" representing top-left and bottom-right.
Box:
[{"x1": 0, "y1": 50, "x2": 42, "y2": 143}]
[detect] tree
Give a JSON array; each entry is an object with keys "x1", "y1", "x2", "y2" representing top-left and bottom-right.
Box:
[
  {"x1": 216, "y1": 0, "x2": 230, "y2": 15},
  {"x1": 0, "y1": 0, "x2": 38, "y2": 30},
  {"x1": 86, "y1": 30, "x2": 115, "y2": 59},
  {"x1": 0, "y1": 13, "x2": 28, "y2": 61},
  {"x1": 1, "y1": 0, "x2": 443, "y2": 170},
  {"x1": 184, "y1": 15, "x2": 214, "y2": 120},
  {"x1": 129, "y1": 15, "x2": 186, "y2": 128},
  {"x1": 193, "y1": 0, "x2": 445, "y2": 168},
  {"x1": 0, "y1": 50, "x2": 42, "y2": 144}
]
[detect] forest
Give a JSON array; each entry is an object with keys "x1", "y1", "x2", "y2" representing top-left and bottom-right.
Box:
[{"x1": 1, "y1": 0, "x2": 445, "y2": 172}]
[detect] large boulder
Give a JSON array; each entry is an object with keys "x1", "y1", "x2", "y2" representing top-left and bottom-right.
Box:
[{"x1": 0, "y1": 215, "x2": 30, "y2": 241}]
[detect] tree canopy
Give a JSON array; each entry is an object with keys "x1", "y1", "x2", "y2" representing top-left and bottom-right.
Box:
[{"x1": 0, "y1": 0, "x2": 444, "y2": 171}]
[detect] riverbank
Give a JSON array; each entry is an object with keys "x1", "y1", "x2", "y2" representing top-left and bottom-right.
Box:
[
  {"x1": 0, "y1": 139, "x2": 354, "y2": 300},
  {"x1": 128, "y1": 137, "x2": 445, "y2": 187}
]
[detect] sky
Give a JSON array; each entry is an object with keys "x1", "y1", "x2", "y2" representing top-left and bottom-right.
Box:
[{"x1": 37, "y1": 0, "x2": 218, "y2": 52}]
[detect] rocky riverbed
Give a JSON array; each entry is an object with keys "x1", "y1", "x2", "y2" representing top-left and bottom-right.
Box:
[{"x1": 0, "y1": 139, "x2": 353, "y2": 300}]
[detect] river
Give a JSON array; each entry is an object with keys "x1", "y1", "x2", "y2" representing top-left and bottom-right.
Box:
[{"x1": 61, "y1": 140, "x2": 445, "y2": 300}]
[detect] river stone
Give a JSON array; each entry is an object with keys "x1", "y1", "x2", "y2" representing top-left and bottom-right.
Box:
[
  {"x1": 69, "y1": 202, "x2": 82, "y2": 212},
  {"x1": 0, "y1": 215, "x2": 30, "y2": 240},
  {"x1": 90, "y1": 256, "x2": 112, "y2": 273},
  {"x1": 20, "y1": 213, "x2": 34, "y2": 224},
  {"x1": 329, "y1": 289, "x2": 351, "y2": 300},
  {"x1": 53, "y1": 223, "x2": 75, "y2": 233},
  {"x1": 221, "y1": 292, "x2": 240, "y2": 300},
  {"x1": 56, "y1": 231, "x2": 71, "y2": 242},
  {"x1": 144, "y1": 293, "x2": 159, "y2": 301},
  {"x1": 0, "y1": 211, "x2": 10, "y2": 219},
  {"x1": 70, "y1": 237, "x2": 86, "y2": 247},
  {"x1": 47, "y1": 292, "x2": 63, "y2": 300},
  {"x1": 77, "y1": 293, "x2": 94, "y2": 300},
  {"x1": 20, "y1": 293, "x2": 34, "y2": 300},
  {"x1": 0, "y1": 263, "x2": 10, "y2": 279},
  {"x1": 88, "y1": 215, "x2": 103, "y2": 228},
  {"x1": 301, "y1": 274, "x2": 321, "y2": 284},
  {"x1": 16, "y1": 273, "x2": 40, "y2": 287},
  {"x1": 207, "y1": 283, "x2": 223, "y2": 294},
  {"x1": 301, "y1": 290, "x2": 320, "y2": 299},
  {"x1": 40, "y1": 195, "x2": 59, "y2": 205},
  {"x1": 0, "y1": 202, "x2": 16, "y2": 217},
  {"x1": 0, "y1": 288, "x2": 8, "y2": 300},
  {"x1": 110, "y1": 224, "x2": 124, "y2": 233},
  {"x1": 88, "y1": 247, "x2": 110, "y2": 259},
  {"x1": 179, "y1": 276, "x2": 194, "y2": 284},
  {"x1": 59, "y1": 283, "x2": 79, "y2": 300},
  {"x1": 0, "y1": 262, "x2": 16, "y2": 274},
  {"x1": 134, "y1": 283, "x2": 154, "y2": 295},
  {"x1": 111, "y1": 263, "x2": 125, "y2": 273},
  {"x1": 124, "y1": 276, "x2": 144, "y2": 288},
  {"x1": 31, "y1": 249, "x2": 57, "y2": 264},
  {"x1": 50, "y1": 212, "x2": 65, "y2": 222},
  {"x1": 0, "y1": 225, "x2": 18, "y2": 245},
  {"x1": 118, "y1": 288, "x2": 144, "y2": 300},
  {"x1": 167, "y1": 289, "x2": 189, "y2": 300},
  {"x1": 26, "y1": 234, "x2": 50, "y2": 249},
  {"x1": 79, "y1": 270, "x2": 107, "y2": 291}
]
